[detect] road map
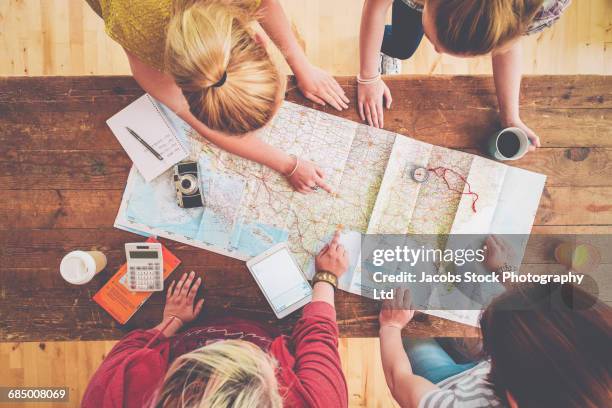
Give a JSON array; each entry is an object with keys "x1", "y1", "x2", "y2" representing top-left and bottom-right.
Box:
[{"x1": 115, "y1": 98, "x2": 546, "y2": 326}]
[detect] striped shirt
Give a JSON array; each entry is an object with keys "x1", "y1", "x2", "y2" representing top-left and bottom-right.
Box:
[
  {"x1": 418, "y1": 361, "x2": 505, "y2": 408},
  {"x1": 400, "y1": 0, "x2": 572, "y2": 36}
]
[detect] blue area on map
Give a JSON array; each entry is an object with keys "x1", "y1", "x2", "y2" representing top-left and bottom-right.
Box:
[
  {"x1": 229, "y1": 222, "x2": 289, "y2": 257},
  {"x1": 125, "y1": 176, "x2": 203, "y2": 238},
  {"x1": 196, "y1": 177, "x2": 246, "y2": 248}
]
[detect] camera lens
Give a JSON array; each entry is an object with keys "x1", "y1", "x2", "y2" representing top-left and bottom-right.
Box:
[{"x1": 178, "y1": 174, "x2": 199, "y2": 195}]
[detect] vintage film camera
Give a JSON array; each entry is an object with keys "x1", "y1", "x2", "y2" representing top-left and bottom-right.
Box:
[{"x1": 173, "y1": 160, "x2": 204, "y2": 208}]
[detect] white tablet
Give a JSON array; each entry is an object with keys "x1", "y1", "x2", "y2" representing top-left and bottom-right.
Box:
[{"x1": 246, "y1": 243, "x2": 312, "y2": 319}]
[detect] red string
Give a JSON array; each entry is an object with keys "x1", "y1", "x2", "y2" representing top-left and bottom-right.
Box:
[{"x1": 427, "y1": 166, "x2": 479, "y2": 213}]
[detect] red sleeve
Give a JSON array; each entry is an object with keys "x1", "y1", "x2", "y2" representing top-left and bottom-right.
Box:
[
  {"x1": 289, "y1": 301, "x2": 348, "y2": 408},
  {"x1": 82, "y1": 329, "x2": 170, "y2": 408}
]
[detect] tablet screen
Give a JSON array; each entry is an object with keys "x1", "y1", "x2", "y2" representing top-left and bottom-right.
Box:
[{"x1": 250, "y1": 248, "x2": 311, "y2": 313}]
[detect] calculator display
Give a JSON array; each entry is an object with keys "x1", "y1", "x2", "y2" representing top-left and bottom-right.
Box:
[{"x1": 129, "y1": 251, "x2": 159, "y2": 259}]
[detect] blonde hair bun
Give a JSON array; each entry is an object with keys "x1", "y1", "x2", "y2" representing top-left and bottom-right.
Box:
[{"x1": 166, "y1": 0, "x2": 284, "y2": 135}]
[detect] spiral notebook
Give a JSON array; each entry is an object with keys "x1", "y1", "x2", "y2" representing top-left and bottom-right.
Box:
[{"x1": 107, "y1": 94, "x2": 189, "y2": 182}]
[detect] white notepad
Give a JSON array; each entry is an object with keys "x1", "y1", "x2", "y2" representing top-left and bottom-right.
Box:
[{"x1": 107, "y1": 94, "x2": 188, "y2": 182}]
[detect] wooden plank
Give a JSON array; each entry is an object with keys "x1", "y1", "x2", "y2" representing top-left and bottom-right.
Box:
[
  {"x1": 0, "y1": 150, "x2": 133, "y2": 190},
  {"x1": 5, "y1": 258, "x2": 608, "y2": 342},
  {"x1": 2, "y1": 186, "x2": 611, "y2": 230},
  {"x1": 0, "y1": 229, "x2": 239, "y2": 270},
  {"x1": 2, "y1": 147, "x2": 612, "y2": 190},
  {"x1": 4, "y1": 229, "x2": 612, "y2": 271},
  {"x1": 1, "y1": 0, "x2": 611, "y2": 79},
  {"x1": 531, "y1": 225, "x2": 612, "y2": 234},
  {"x1": 535, "y1": 186, "x2": 612, "y2": 225},
  {"x1": 0, "y1": 265, "x2": 477, "y2": 341},
  {"x1": 0, "y1": 190, "x2": 122, "y2": 229},
  {"x1": 514, "y1": 147, "x2": 612, "y2": 187},
  {"x1": 1, "y1": 76, "x2": 611, "y2": 151},
  {"x1": 2, "y1": 76, "x2": 609, "y2": 109}
]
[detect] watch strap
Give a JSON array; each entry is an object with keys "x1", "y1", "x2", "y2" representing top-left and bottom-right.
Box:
[{"x1": 313, "y1": 270, "x2": 338, "y2": 289}]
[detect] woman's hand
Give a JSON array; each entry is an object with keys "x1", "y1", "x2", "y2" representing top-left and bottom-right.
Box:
[
  {"x1": 502, "y1": 116, "x2": 540, "y2": 152},
  {"x1": 296, "y1": 64, "x2": 349, "y2": 111},
  {"x1": 315, "y1": 230, "x2": 349, "y2": 278},
  {"x1": 162, "y1": 271, "x2": 204, "y2": 329},
  {"x1": 483, "y1": 235, "x2": 518, "y2": 272},
  {"x1": 358, "y1": 79, "x2": 392, "y2": 128},
  {"x1": 379, "y1": 288, "x2": 414, "y2": 330},
  {"x1": 286, "y1": 156, "x2": 333, "y2": 194}
]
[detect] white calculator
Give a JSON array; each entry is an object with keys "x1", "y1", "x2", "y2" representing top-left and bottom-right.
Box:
[{"x1": 125, "y1": 242, "x2": 164, "y2": 291}]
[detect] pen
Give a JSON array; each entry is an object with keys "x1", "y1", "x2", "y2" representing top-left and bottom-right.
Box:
[{"x1": 126, "y1": 126, "x2": 164, "y2": 161}]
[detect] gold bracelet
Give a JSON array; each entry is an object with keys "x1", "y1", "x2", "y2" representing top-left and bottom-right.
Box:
[
  {"x1": 312, "y1": 270, "x2": 338, "y2": 289},
  {"x1": 285, "y1": 154, "x2": 299, "y2": 178}
]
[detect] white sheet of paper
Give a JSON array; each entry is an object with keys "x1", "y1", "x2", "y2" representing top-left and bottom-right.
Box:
[{"x1": 107, "y1": 94, "x2": 188, "y2": 182}]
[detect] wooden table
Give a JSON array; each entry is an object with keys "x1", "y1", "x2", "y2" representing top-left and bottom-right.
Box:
[{"x1": 1, "y1": 75, "x2": 610, "y2": 341}]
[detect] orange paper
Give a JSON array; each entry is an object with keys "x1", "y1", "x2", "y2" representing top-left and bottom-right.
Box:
[{"x1": 93, "y1": 237, "x2": 181, "y2": 324}]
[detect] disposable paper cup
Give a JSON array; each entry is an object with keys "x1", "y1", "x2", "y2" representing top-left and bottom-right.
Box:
[{"x1": 60, "y1": 250, "x2": 107, "y2": 285}]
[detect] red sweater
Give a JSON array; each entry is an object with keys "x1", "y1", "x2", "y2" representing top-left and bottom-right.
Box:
[{"x1": 82, "y1": 302, "x2": 347, "y2": 408}]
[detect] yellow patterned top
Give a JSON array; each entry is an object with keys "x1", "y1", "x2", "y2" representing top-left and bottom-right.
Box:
[{"x1": 85, "y1": 0, "x2": 261, "y2": 71}]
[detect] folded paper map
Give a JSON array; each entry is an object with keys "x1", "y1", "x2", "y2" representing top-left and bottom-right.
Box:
[{"x1": 115, "y1": 98, "x2": 546, "y2": 326}]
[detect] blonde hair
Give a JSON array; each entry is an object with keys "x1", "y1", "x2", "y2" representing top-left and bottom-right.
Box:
[
  {"x1": 165, "y1": 0, "x2": 284, "y2": 135},
  {"x1": 428, "y1": 0, "x2": 544, "y2": 55},
  {"x1": 153, "y1": 340, "x2": 283, "y2": 408}
]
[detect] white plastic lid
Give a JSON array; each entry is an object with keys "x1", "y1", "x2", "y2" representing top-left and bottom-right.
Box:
[{"x1": 60, "y1": 251, "x2": 96, "y2": 285}]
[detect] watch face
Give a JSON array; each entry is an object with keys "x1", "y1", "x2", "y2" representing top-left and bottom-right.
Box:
[{"x1": 412, "y1": 167, "x2": 430, "y2": 183}]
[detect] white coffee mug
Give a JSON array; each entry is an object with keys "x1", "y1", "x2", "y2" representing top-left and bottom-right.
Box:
[
  {"x1": 60, "y1": 250, "x2": 107, "y2": 285},
  {"x1": 488, "y1": 127, "x2": 531, "y2": 161}
]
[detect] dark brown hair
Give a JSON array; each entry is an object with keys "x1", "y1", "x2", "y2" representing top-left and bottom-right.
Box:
[
  {"x1": 481, "y1": 284, "x2": 612, "y2": 408},
  {"x1": 428, "y1": 0, "x2": 545, "y2": 55}
]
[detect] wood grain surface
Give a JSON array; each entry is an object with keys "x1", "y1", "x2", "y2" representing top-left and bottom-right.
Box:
[{"x1": 1, "y1": 75, "x2": 610, "y2": 342}]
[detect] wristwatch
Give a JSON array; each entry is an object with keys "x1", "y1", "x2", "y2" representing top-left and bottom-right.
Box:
[
  {"x1": 312, "y1": 270, "x2": 338, "y2": 289},
  {"x1": 498, "y1": 263, "x2": 518, "y2": 273}
]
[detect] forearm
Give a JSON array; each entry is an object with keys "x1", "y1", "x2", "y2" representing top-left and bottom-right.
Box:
[
  {"x1": 492, "y1": 41, "x2": 523, "y2": 123},
  {"x1": 360, "y1": 0, "x2": 391, "y2": 77},
  {"x1": 379, "y1": 326, "x2": 439, "y2": 407},
  {"x1": 312, "y1": 281, "x2": 335, "y2": 308},
  {"x1": 379, "y1": 326, "x2": 413, "y2": 391},
  {"x1": 126, "y1": 50, "x2": 188, "y2": 114},
  {"x1": 259, "y1": 0, "x2": 309, "y2": 75}
]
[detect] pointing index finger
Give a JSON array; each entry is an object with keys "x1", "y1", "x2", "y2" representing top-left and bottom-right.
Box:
[
  {"x1": 315, "y1": 175, "x2": 334, "y2": 194},
  {"x1": 330, "y1": 230, "x2": 341, "y2": 246}
]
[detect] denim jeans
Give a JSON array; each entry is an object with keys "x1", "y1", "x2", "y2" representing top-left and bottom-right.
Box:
[
  {"x1": 403, "y1": 338, "x2": 478, "y2": 384},
  {"x1": 381, "y1": 0, "x2": 425, "y2": 60}
]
